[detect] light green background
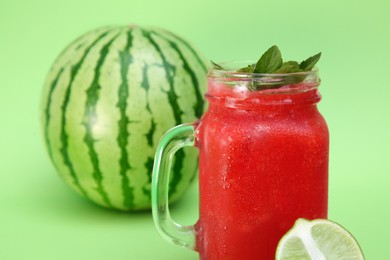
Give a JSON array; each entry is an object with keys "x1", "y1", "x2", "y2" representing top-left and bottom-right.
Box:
[{"x1": 1, "y1": 0, "x2": 389, "y2": 259}]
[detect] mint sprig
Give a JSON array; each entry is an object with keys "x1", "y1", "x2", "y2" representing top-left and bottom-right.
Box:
[
  {"x1": 299, "y1": 52, "x2": 321, "y2": 71},
  {"x1": 211, "y1": 45, "x2": 321, "y2": 91},
  {"x1": 274, "y1": 61, "x2": 300, "y2": 73},
  {"x1": 254, "y1": 45, "x2": 283, "y2": 73},
  {"x1": 210, "y1": 60, "x2": 225, "y2": 70}
]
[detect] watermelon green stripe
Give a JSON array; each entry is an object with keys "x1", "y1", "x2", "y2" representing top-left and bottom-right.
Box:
[
  {"x1": 142, "y1": 29, "x2": 187, "y2": 197},
  {"x1": 170, "y1": 149, "x2": 185, "y2": 196},
  {"x1": 140, "y1": 62, "x2": 156, "y2": 147},
  {"x1": 117, "y1": 31, "x2": 135, "y2": 209},
  {"x1": 157, "y1": 29, "x2": 207, "y2": 73},
  {"x1": 145, "y1": 120, "x2": 156, "y2": 147},
  {"x1": 44, "y1": 40, "x2": 88, "y2": 164},
  {"x1": 44, "y1": 67, "x2": 64, "y2": 163},
  {"x1": 82, "y1": 34, "x2": 120, "y2": 208},
  {"x1": 141, "y1": 30, "x2": 183, "y2": 123},
  {"x1": 142, "y1": 157, "x2": 154, "y2": 197},
  {"x1": 140, "y1": 64, "x2": 156, "y2": 197},
  {"x1": 59, "y1": 31, "x2": 110, "y2": 197},
  {"x1": 151, "y1": 31, "x2": 204, "y2": 118}
]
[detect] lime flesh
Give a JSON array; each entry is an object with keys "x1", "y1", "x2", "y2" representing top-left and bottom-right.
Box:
[{"x1": 276, "y1": 218, "x2": 365, "y2": 260}]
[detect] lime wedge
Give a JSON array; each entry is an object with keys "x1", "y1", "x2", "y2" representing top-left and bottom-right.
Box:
[{"x1": 275, "y1": 218, "x2": 365, "y2": 260}]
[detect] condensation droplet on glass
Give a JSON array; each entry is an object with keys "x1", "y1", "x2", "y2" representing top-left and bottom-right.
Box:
[{"x1": 221, "y1": 240, "x2": 227, "y2": 254}]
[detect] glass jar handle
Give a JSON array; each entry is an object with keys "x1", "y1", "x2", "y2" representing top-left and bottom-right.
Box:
[{"x1": 152, "y1": 123, "x2": 196, "y2": 250}]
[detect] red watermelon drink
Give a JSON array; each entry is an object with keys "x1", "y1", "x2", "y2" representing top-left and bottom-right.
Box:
[
  {"x1": 194, "y1": 64, "x2": 329, "y2": 259},
  {"x1": 152, "y1": 46, "x2": 328, "y2": 260}
]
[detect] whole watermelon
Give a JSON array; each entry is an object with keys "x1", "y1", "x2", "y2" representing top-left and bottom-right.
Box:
[{"x1": 41, "y1": 25, "x2": 207, "y2": 211}]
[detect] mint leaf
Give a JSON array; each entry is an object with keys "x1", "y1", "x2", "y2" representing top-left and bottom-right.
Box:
[
  {"x1": 211, "y1": 60, "x2": 225, "y2": 70},
  {"x1": 299, "y1": 52, "x2": 321, "y2": 71},
  {"x1": 254, "y1": 45, "x2": 283, "y2": 73},
  {"x1": 238, "y1": 64, "x2": 255, "y2": 73},
  {"x1": 274, "y1": 61, "x2": 301, "y2": 73}
]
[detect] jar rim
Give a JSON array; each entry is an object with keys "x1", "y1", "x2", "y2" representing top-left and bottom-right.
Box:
[{"x1": 208, "y1": 60, "x2": 320, "y2": 86}]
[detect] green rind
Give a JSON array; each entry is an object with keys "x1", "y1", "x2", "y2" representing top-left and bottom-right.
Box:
[
  {"x1": 141, "y1": 29, "x2": 186, "y2": 198},
  {"x1": 116, "y1": 30, "x2": 136, "y2": 209},
  {"x1": 43, "y1": 67, "x2": 64, "y2": 163},
  {"x1": 151, "y1": 30, "x2": 205, "y2": 118},
  {"x1": 42, "y1": 27, "x2": 113, "y2": 189},
  {"x1": 82, "y1": 33, "x2": 121, "y2": 208},
  {"x1": 42, "y1": 25, "x2": 207, "y2": 211},
  {"x1": 58, "y1": 31, "x2": 111, "y2": 197}
]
